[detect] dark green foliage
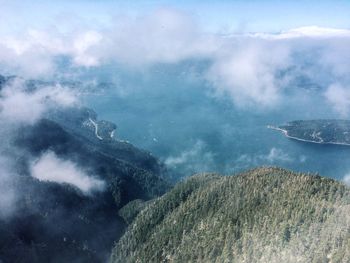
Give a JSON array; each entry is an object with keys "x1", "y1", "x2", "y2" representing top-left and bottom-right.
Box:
[
  {"x1": 118, "y1": 199, "x2": 150, "y2": 224},
  {"x1": 0, "y1": 175, "x2": 126, "y2": 263},
  {"x1": 111, "y1": 167, "x2": 350, "y2": 263}
]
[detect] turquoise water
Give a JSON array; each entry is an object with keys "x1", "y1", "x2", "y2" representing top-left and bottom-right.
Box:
[{"x1": 83, "y1": 63, "x2": 350, "y2": 181}]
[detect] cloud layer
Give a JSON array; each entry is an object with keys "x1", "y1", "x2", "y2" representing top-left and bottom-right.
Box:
[
  {"x1": 0, "y1": 8, "x2": 350, "y2": 113},
  {"x1": 0, "y1": 79, "x2": 78, "y2": 124},
  {"x1": 343, "y1": 174, "x2": 350, "y2": 186},
  {"x1": 30, "y1": 151, "x2": 105, "y2": 194},
  {"x1": 324, "y1": 84, "x2": 350, "y2": 117},
  {"x1": 0, "y1": 77, "x2": 85, "y2": 217}
]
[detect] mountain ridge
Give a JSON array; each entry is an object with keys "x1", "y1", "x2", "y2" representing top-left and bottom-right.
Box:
[
  {"x1": 111, "y1": 167, "x2": 350, "y2": 263},
  {"x1": 0, "y1": 74, "x2": 171, "y2": 262}
]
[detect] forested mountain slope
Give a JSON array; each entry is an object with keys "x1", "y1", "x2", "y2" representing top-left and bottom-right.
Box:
[{"x1": 112, "y1": 167, "x2": 350, "y2": 263}]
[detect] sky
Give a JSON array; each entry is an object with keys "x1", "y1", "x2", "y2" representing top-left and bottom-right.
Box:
[{"x1": 1, "y1": 0, "x2": 350, "y2": 34}]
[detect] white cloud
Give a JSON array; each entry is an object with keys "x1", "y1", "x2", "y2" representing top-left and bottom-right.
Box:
[
  {"x1": 165, "y1": 140, "x2": 215, "y2": 174},
  {"x1": 207, "y1": 40, "x2": 290, "y2": 108},
  {"x1": 324, "y1": 83, "x2": 350, "y2": 117},
  {"x1": 30, "y1": 151, "x2": 105, "y2": 194},
  {"x1": 0, "y1": 79, "x2": 78, "y2": 124},
  {"x1": 209, "y1": 28, "x2": 350, "y2": 109},
  {"x1": 264, "y1": 148, "x2": 292, "y2": 163},
  {"x1": 99, "y1": 8, "x2": 219, "y2": 66},
  {"x1": 342, "y1": 174, "x2": 350, "y2": 186},
  {"x1": 0, "y1": 41, "x2": 55, "y2": 77},
  {"x1": 254, "y1": 26, "x2": 350, "y2": 39},
  {"x1": 0, "y1": 8, "x2": 218, "y2": 76},
  {"x1": 321, "y1": 40, "x2": 350, "y2": 80},
  {"x1": 234, "y1": 148, "x2": 294, "y2": 171},
  {"x1": 284, "y1": 26, "x2": 350, "y2": 38},
  {"x1": 72, "y1": 31, "x2": 103, "y2": 66},
  {"x1": 0, "y1": 77, "x2": 80, "y2": 218},
  {"x1": 0, "y1": 28, "x2": 103, "y2": 76},
  {"x1": 0, "y1": 8, "x2": 350, "y2": 109}
]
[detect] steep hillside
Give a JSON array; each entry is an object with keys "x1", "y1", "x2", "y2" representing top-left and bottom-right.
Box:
[
  {"x1": 16, "y1": 109, "x2": 169, "y2": 207},
  {"x1": 112, "y1": 167, "x2": 350, "y2": 263},
  {"x1": 0, "y1": 74, "x2": 170, "y2": 262},
  {"x1": 0, "y1": 110, "x2": 170, "y2": 262}
]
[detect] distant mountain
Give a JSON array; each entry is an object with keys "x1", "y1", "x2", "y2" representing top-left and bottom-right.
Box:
[
  {"x1": 269, "y1": 119, "x2": 350, "y2": 145},
  {"x1": 0, "y1": 75, "x2": 170, "y2": 262},
  {"x1": 0, "y1": 73, "x2": 96, "y2": 94},
  {"x1": 111, "y1": 167, "x2": 350, "y2": 263}
]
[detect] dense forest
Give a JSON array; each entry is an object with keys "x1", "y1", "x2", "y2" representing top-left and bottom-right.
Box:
[{"x1": 111, "y1": 167, "x2": 350, "y2": 263}]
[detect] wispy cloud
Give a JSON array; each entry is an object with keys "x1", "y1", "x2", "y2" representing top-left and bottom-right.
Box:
[
  {"x1": 253, "y1": 26, "x2": 350, "y2": 39},
  {"x1": 264, "y1": 147, "x2": 293, "y2": 163},
  {"x1": 342, "y1": 173, "x2": 350, "y2": 186},
  {"x1": 233, "y1": 148, "x2": 301, "y2": 171},
  {"x1": 165, "y1": 140, "x2": 216, "y2": 175},
  {"x1": 0, "y1": 76, "x2": 81, "y2": 218},
  {"x1": 0, "y1": 78, "x2": 104, "y2": 197},
  {"x1": 207, "y1": 39, "x2": 290, "y2": 108},
  {"x1": 0, "y1": 8, "x2": 350, "y2": 110},
  {"x1": 30, "y1": 151, "x2": 105, "y2": 194},
  {"x1": 324, "y1": 83, "x2": 350, "y2": 117},
  {"x1": 0, "y1": 79, "x2": 78, "y2": 124}
]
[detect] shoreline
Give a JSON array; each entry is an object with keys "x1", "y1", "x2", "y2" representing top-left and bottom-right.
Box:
[{"x1": 267, "y1": 125, "x2": 350, "y2": 147}]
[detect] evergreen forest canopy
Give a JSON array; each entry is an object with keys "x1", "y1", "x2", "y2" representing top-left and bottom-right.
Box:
[{"x1": 112, "y1": 167, "x2": 350, "y2": 263}]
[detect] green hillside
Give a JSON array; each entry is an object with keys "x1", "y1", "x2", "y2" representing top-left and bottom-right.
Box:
[{"x1": 111, "y1": 167, "x2": 350, "y2": 263}]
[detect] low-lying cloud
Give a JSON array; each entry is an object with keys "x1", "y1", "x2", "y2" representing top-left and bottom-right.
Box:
[
  {"x1": 343, "y1": 173, "x2": 350, "y2": 186},
  {"x1": 0, "y1": 79, "x2": 78, "y2": 124},
  {"x1": 30, "y1": 151, "x2": 105, "y2": 194},
  {"x1": 264, "y1": 147, "x2": 293, "y2": 163},
  {"x1": 207, "y1": 39, "x2": 290, "y2": 108},
  {"x1": 0, "y1": 76, "x2": 81, "y2": 218},
  {"x1": 101, "y1": 9, "x2": 219, "y2": 66},
  {"x1": 233, "y1": 148, "x2": 302, "y2": 171},
  {"x1": 324, "y1": 83, "x2": 350, "y2": 117},
  {"x1": 0, "y1": 29, "x2": 104, "y2": 77},
  {"x1": 165, "y1": 140, "x2": 216, "y2": 175}
]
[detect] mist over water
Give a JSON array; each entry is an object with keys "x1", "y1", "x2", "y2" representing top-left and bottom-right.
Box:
[
  {"x1": 82, "y1": 61, "x2": 350, "y2": 181},
  {"x1": 0, "y1": 3, "x2": 348, "y2": 183}
]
